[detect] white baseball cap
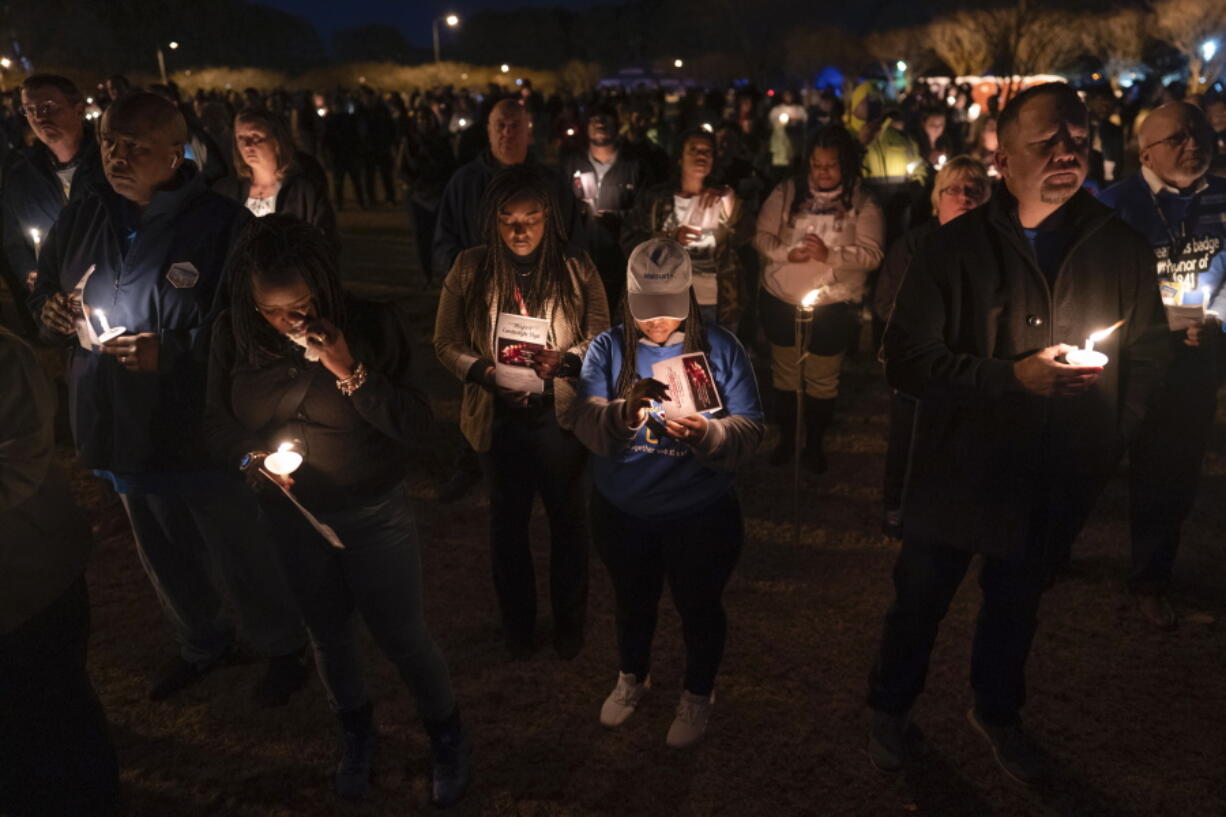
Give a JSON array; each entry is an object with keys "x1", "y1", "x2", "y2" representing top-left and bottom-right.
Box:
[{"x1": 626, "y1": 238, "x2": 692, "y2": 321}]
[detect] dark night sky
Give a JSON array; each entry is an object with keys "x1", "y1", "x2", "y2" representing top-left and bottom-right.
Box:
[{"x1": 257, "y1": 0, "x2": 609, "y2": 49}]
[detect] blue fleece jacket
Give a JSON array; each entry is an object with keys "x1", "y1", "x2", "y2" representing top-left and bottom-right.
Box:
[
  {"x1": 1100, "y1": 172, "x2": 1226, "y2": 326},
  {"x1": 578, "y1": 324, "x2": 763, "y2": 520}
]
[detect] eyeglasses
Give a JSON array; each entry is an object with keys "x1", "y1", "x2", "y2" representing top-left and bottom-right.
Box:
[
  {"x1": 940, "y1": 183, "x2": 986, "y2": 199},
  {"x1": 1144, "y1": 129, "x2": 1199, "y2": 151},
  {"x1": 236, "y1": 134, "x2": 269, "y2": 148},
  {"x1": 21, "y1": 101, "x2": 62, "y2": 119}
]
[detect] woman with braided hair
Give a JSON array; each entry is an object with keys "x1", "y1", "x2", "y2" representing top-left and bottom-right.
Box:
[
  {"x1": 204, "y1": 214, "x2": 470, "y2": 807},
  {"x1": 754, "y1": 124, "x2": 884, "y2": 474},
  {"x1": 433, "y1": 163, "x2": 610, "y2": 660}
]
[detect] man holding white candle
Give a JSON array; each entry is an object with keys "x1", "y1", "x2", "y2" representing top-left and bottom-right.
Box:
[
  {"x1": 1100, "y1": 102, "x2": 1226, "y2": 629},
  {"x1": 1, "y1": 75, "x2": 104, "y2": 338},
  {"x1": 28, "y1": 92, "x2": 308, "y2": 705},
  {"x1": 867, "y1": 83, "x2": 1169, "y2": 784}
]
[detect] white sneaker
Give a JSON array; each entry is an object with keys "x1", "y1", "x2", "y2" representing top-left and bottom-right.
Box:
[
  {"x1": 599, "y1": 672, "x2": 650, "y2": 727},
  {"x1": 665, "y1": 690, "x2": 714, "y2": 748}
]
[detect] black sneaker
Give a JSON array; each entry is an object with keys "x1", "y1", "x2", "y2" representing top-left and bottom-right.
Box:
[
  {"x1": 429, "y1": 724, "x2": 472, "y2": 808},
  {"x1": 148, "y1": 652, "x2": 225, "y2": 701},
  {"x1": 252, "y1": 646, "x2": 311, "y2": 707},
  {"x1": 867, "y1": 708, "x2": 916, "y2": 772},
  {"x1": 966, "y1": 708, "x2": 1046, "y2": 785}
]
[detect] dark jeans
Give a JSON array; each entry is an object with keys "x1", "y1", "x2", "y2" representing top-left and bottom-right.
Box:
[
  {"x1": 0, "y1": 577, "x2": 120, "y2": 817},
  {"x1": 121, "y1": 483, "x2": 305, "y2": 665},
  {"x1": 1129, "y1": 342, "x2": 1218, "y2": 594},
  {"x1": 478, "y1": 404, "x2": 590, "y2": 641},
  {"x1": 868, "y1": 535, "x2": 1047, "y2": 727},
  {"x1": 408, "y1": 199, "x2": 438, "y2": 285},
  {"x1": 591, "y1": 490, "x2": 743, "y2": 696},
  {"x1": 265, "y1": 481, "x2": 456, "y2": 721}
]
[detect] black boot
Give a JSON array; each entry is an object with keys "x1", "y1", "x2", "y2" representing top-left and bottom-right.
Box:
[
  {"x1": 801, "y1": 396, "x2": 835, "y2": 475},
  {"x1": 335, "y1": 702, "x2": 376, "y2": 801},
  {"x1": 425, "y1": 707, "x2": 472, "y2": 809},
  {"x1": 768, "y1": 388, "x2": 798, "y2": 466}
]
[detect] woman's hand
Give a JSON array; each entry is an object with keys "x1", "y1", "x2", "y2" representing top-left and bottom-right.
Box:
[
  {"x1": 304, "y1": 317, "x2": 357, "y2": 379},
  {"x1": 623, "y1": 377, "x2": 670, "y2": 426},
  {"x1": 674, "y1": 225, "x2": 702, "y2": 247},
  {"x1": 787, "y1": 246, "x2": 811, "y2": 263},
  {"x1": 530, "y1": 348, "x2": 563, "y2": 380},
  {"x1": 41, "y1": 292, "x2": 77, "y2": 335},
  {"x1": 664, "y1": 414, "x2": 708, "y2": 444},
  {"x1": 801, "y1": 233, "x2": 829, "y2": 263}
]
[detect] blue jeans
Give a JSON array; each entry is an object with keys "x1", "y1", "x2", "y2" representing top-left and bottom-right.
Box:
[
  {"x1": 121, "y1": 481, "x2": 306, "y2": 665},
  {"x1": 265, "y1": 481, "x2": 456, "y2": 721}
]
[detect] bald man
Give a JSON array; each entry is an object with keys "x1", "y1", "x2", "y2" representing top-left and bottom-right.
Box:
[
  {"x1": 28, "y1": 92, "x2": 308, "y2": 704},
  {"x1": 1101, "y1": 102, "x2": 1226, "y2": 628},
  {"x1": 430, "y1": 96, "x2": 587, "y2": 503}
]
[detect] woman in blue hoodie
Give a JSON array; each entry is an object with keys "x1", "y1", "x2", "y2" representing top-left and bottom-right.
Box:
[{"x1": 574, "y1": 237, "x2": 764, "y2": 749}]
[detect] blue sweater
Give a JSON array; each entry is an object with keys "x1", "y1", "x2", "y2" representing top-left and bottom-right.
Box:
[
  {"x1": 578, "y1": 324, "x2": 763, "y2": 520},
  {"x1": 1100, "y1": 172, "x2": 1226, "y2": 326}
]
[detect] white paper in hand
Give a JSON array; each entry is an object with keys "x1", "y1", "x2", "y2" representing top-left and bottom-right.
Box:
[
  {"x1": 650, "y1": 352, "x2": 723, "y2": 419},
  {"x1": 495, "y1": 312, "x2": 549, "y2": 394},
  {"x1": 73, "y1": 264, "x2": 101, "y2": 352}
]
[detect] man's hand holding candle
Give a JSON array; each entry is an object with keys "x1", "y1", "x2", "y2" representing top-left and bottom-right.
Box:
[
  {"x1": 102, "y1": 332, "x2": 160, "y2": 372},
  {"x1": 1013, "y1": 344, "x2": 1102, "y2": 397},
  {"x1": 40, "y1": 292, "x2": 77, "y2": 335}
]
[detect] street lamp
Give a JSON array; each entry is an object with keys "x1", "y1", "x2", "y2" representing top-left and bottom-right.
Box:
[
  {"x1": 155, "y1": 40, "x2": 180, "y2": 84},
  {"x1": 500, "y1": 63, "x2": 510, "y2": 73},
  {"x1": 0, "y1": 57, "x2": 11, "y2": 69},
  {"x1": 433, "y1": 14, "x2": 459, "y2": 63}
]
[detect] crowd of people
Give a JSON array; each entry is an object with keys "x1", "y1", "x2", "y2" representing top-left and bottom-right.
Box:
[{"x1": 0, "y1": 63, "x2": 1224, "y2": 816}]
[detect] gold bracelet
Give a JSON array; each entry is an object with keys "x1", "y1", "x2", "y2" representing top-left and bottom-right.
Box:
[{"x1": 336, "y1": 362, "x2": 368, "y2": 396}]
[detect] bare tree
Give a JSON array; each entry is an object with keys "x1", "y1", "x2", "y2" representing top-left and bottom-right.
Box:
[
  {"x1": 1081, "y1": 7, "x2": 1150, "y2": 90},
  {"x1": 1153, "y1": 0, "x2": 1226, "y2": 89},
  {"x1": 865, "y1": 25, "x2": 938, "y2": 80},
  {"x1": 926, "y1": 11, "x2": 994, "y2": 77}
]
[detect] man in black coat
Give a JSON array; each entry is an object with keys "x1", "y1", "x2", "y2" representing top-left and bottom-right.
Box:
[
  {"x1": 1, "y1": 74, "x2": 105, "y2": 338},
  {"x1": 866, "y1": 84, "x2": 1170, "y2": 784}
]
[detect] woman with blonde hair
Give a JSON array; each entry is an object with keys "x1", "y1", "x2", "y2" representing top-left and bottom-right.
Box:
[{"x1": 214, "y1": 107, "x2": 336, "y2": 248}]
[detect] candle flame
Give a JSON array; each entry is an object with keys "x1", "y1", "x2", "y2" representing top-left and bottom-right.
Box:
[
  {"x1": 779, "y1": 112, "x2": 790, "y2": 125},
  {"x1": 801, "y1": 289, "x2": 821, "y2": 308},
  {"x1": 277, "y1": 442, "x2": 295, "y2": 453},
  {"x1": 29, "y1": 227, "x2": 40, "y2": 243},
  {"x1": 1088, "y1": 320, "x2": 1124, "y2": 344}
]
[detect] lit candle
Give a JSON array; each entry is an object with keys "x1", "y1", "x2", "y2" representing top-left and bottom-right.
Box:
[
  {"x1": 264, "y1": 442, "x2": 303, "y2": 476},
  {"x1": 801, "y1": 288, "x2": 822, "y2": 311},
  {"x1": 29, "y1": 227, "x2": 41, "y2": 259},
  {"x1": 93, "y1": 308, "x2": 128, "y2": 343},
  {"x1": 936, "y1": 154, "x2": 948, "y2": 169},
  {"x1": 779, "y1": 112, "x2": 790, "y2": 125},
  {"x1": 1066, "y1": 320, "x2": 1123, "y2": 367}
]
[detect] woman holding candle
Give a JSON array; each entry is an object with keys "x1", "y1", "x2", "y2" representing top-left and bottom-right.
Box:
[
  {"x1": 433, "y1": 164, "x2": 610, "y2": 659},
  {"x1": 213, "y1": 108, "x2": 336, "y2": 250},
  {"x1": 204, "y1": 215, "x2": 470, "y2": 807},
  {"x1": 754, "y1": 125, "x2": 884, "y2": 473},
  {"x1": 572, "y1": 237, "x2": 764, "y2": 748},
  {"x1": 620, "y1": 129, "x2": 743, "y2": 330}
]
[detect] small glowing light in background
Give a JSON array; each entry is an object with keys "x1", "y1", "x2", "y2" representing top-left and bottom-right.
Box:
[
  {"x1": 1203, "y1": 40, "x2": 1219, "y2": 63},
  {"x1": 500, "y1": 63, "x2": 510, "y2": 73},
  {"x1": 674, "y1": 58, "x2": 684, "y2": 69},
  {"x1": 896, "y1": 61, "x2": 907, "y2": 72},
  {"x1": 445, "y1": 14, "x2": 459, "y2": 26}
]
